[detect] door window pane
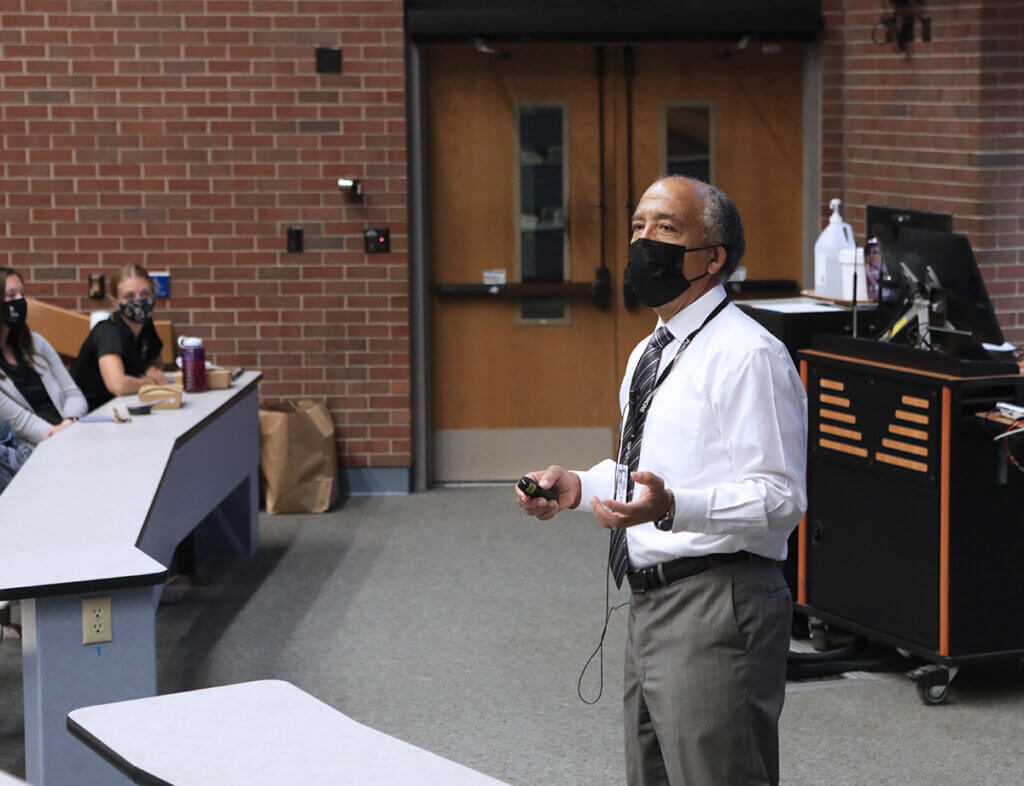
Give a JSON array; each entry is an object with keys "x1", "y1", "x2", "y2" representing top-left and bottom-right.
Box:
[
  {"x1": 664, "y1": 104, "x2": 713, "y2": 183},
  {"x1": 518, "y1": 104, "x2": 567, "y2": 322}
]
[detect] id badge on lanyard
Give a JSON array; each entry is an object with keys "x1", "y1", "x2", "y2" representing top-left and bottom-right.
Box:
[
  {"x1": 613, "y1": 459, "x2": 629, "y2": 504},
  {"x1": 614, "y1": 388, "x2": 652, "y2": 504}
]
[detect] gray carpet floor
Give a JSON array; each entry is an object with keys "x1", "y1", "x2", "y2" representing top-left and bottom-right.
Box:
[{"x1": 2, "y1": 487, "x2": 1024, "y2": 784}]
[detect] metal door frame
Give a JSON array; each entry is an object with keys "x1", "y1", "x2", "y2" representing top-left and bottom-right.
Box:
[{"x1": 407, "y1": 40, "x2": 823, "y2": 491}]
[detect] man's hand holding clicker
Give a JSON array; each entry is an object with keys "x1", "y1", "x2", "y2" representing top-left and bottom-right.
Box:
[
  {"x1": 514, "y1": 465, "x2": 581, "y2": 521},
  {"x1": 592, "y1": 470, "x2": 673, "y2": 529}
]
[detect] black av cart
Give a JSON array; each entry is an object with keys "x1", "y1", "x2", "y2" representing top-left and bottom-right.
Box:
[{"x1": 797, "y1": 339, "x2": 1024, "y2": 704}]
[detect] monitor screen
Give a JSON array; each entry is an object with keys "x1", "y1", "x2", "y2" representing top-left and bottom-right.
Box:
[
  {"x1": 876, "y1": 226, "x2": 1004, "y2": 346},
  {"x1": 866, "y1": 204, "x2": 953, "y2": 241}
]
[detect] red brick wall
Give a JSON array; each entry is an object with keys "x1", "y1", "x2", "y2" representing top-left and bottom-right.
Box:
[
  {"x1": 0, "y1": 0, "x2": 411, "y2": 470},
  {"x1": 978, "y1": 1, "x2": 1024, "y2": 341},
  {"x1": 820, "y1": 0, "x2": 1024, "y2": 344}
]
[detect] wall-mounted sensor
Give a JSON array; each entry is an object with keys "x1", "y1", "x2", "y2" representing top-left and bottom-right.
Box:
[
  {"x1": 286, "y1": 226, "x2": 304, "y2": 253},
  {"x1": 364, "y1": 227, "x2": 390, "y2": 254},
  {"x1": 337, "y1": 178, "x2": 363, "y2": 198},
  {"x1": 316, "y1": 47, "x2": 343, "y2": 74}
]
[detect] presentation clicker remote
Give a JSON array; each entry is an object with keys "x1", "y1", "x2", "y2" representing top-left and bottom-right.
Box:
[{"x1": 517, "y1": 476, "x2": 559, "y2": 501}]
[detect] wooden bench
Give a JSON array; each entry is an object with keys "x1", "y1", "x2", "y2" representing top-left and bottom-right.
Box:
[
  {"x1": 68, "y1": 681, "x2": 507, "y2": 786},
  {"x1": 25, "y1": 297, "x2": 175, "y2": 366}
]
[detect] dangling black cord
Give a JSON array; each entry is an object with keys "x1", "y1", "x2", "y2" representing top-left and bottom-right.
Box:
[
  {"x1": 578, "y1": 567, "x2": 629, "y2": 704},
  {"x1": 1005, "y1": 418, "x2": 1024, "y2": 475}
]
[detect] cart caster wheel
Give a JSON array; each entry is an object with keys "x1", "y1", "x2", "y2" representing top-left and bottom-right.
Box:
[
  {"x1": 917, "y1": 680, "x2": 949, "y2": 706},
  {"x1": 808, "y1": 619, "x2": 838, "y2": 651},
  {"x1": 908, "y1": 664, "x2": 957, "y2": 706}
]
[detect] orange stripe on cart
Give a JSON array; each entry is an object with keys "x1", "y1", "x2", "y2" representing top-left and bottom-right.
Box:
[
  {"x1": 901, "y1": 395, "x2": 929, "y2": 409},
  {"x1": 799, "y1": 360, "x2": 808, "y2": 605},
  {"x1": 820, "y1": 394, "x2": 850, "y2": 408},
  {"x1": 940, "y1": 387, "x2": 951, "y2": 657}
]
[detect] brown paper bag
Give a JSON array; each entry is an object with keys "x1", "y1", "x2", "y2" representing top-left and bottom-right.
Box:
[{"x1": 258, "y1": 400, "x2": 339, "y2": 514}]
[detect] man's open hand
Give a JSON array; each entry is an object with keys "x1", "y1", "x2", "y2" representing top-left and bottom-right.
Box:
[{"x1": 591, "y1": 471, "x2": 672, "y2": 529}]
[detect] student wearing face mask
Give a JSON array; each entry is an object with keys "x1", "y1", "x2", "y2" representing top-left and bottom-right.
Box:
[
  {"x1": 0, "y1": 267, "x2": 87, "y2": 445},
  {"x1": 71, "y1": 264, "x2": 167, "y2": 411}
]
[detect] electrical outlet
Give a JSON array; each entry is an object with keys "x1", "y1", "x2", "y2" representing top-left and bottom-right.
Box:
[{"x1": 82, "y1": 596, "x2": 112, "y2": 645}]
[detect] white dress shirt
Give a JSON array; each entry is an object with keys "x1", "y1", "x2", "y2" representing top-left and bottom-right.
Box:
[{"x1": 573, "y1": 285, "x2": 808, "y2": 568}]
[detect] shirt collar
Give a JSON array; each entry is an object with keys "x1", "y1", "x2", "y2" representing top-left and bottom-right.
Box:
[
  {"x1": 110, "y1": 310, "x2": 154, "y2": 344},
  {"x1": 656, "y1": 284, "x2": 729, "y2": 341}
]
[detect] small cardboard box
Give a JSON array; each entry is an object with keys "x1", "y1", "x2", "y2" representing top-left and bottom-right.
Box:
[
  {"x1": 207, "y1": 368, "x2": 231, "y2": 389},
  {"x1": 138, "y1": 383, "x2": 183, "y2": 409}
]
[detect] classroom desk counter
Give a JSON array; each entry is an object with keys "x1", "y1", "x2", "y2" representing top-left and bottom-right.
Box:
[
  {"x1": 0, "y1": 372, "x2": 262, "y2": 786},
  {"x1": 68, "y1": 681, "x2": 507, "y2": 786}
]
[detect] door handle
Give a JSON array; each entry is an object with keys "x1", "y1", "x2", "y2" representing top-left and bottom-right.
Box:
[
  {"x1": 592, "y1": 265, "x2": 611, "y2": 310},
  {"x1": 436, "y1": 267, "x2": 613, "y2": 310},
  {"x1": 623, "y1": 277, "x2": 638, "y2": 310}
]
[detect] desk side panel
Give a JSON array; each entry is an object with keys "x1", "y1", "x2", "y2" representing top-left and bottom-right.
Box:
[
  {"x1": 948, "y1": 376, "x2": 1024, "y2": 657},
  {"x1": 23, "y1": 588, "x2": 155, "y2": 786},
  {"x1": 137, "y1": 389, "x2": 260, "y2": 567}
]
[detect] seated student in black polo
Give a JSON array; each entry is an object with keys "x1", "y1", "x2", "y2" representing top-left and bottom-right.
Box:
[{"x1": 71, "y1": 265, "x2": 167, "y2": 411}]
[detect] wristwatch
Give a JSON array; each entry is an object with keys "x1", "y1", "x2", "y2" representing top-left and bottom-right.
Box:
[{"x1": 654, "y1": 490, "x2": 675, "y2": 531}]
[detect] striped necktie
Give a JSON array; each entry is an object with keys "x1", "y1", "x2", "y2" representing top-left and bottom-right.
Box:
[{"x1": 609, "y1": 325, "x2": 675, "y2": 588}]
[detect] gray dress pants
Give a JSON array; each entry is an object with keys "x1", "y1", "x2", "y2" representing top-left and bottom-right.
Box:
[{"x1": 623, "y1": 555, "x2": 792, "y2": 786}]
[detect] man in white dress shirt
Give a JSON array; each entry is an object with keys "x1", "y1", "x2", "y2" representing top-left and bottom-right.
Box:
[{"x1": 516, "y1": 176, "x2": 807, "y2": 785}]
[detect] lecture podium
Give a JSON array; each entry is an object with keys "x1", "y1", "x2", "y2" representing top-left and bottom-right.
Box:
[
  {"x1": 0, "y1": 373, "x2": 261, "y2": 786},
  {"x1": 796, "y1": 345, "x2": 1024, "y2": 702}
]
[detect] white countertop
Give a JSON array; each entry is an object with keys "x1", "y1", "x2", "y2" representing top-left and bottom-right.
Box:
[
  {"x1": 0, "y1": 372, "x2": 261, "y2": 599},
  {"x1": 68, "y1": 680, "x2": 507, "y2": 786},
  {"x1": 740, "y1": 296, "x2": 846, "y2": 313}
]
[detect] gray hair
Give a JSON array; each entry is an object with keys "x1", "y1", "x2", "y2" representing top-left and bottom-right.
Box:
[
  {"x1": 657, "y1": 176, "x2": 746, "y2": 281},
  {"x1": 701, "y1": 184, "x2": 746, "y2": 280}
]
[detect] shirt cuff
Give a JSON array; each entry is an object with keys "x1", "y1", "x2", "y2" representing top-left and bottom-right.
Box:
[
  {"x1": 668, "y1": 487, "x2": 710, "y2": 533},
  {"x1": 572, "y1": 469, "x2": 610, "y2": 511}
]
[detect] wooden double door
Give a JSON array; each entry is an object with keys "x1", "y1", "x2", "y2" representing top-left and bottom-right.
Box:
[{"x1": 426, "y1": 43, "x2": 805, "y2": 482}]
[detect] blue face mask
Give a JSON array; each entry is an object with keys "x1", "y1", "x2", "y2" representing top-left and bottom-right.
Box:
[
  {"x1": 626, "y1": 238, "x2": 719, "y2": 307},
  {"x1": 118, "y1": 297, "x2": 154, "y2": 324}
]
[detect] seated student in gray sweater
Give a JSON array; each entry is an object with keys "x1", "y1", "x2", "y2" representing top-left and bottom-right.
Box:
[{"x1": 0, "y1": 268, "x2": 87, "y2": 446}]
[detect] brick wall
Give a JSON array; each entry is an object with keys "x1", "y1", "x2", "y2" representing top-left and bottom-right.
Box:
[
  {"x1": 0, "y1": 0, "x2": 411, "y2": 471},
  {"x1": 978, "y1": 1, "x2": 1024, "y2": 341},
  {"x1": 820, "y1": 0, "x2": 1024, "y2": 344}
]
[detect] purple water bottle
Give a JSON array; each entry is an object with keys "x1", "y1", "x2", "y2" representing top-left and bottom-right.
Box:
[{"x1": 178, "y1": 335, "x2": 207, "y2": 393}]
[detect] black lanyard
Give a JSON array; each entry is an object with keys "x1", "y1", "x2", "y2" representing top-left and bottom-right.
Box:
[
  {"x1": 629, "y1": 296, "x2": 730, "y2": 420},
  {"x1": 615, "y1": 296, "x2": 729, "y2": 485}
]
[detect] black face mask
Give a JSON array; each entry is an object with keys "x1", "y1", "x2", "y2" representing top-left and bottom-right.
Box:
[
  {"x1": 119, "y1": 297, "x2": 155, "y2": 324},
  {"x1": 626, "y1": 238, "x2": 719, "y2": 307},
  {"x1": 4, "y1": 298, "x2": 27, "y2": 327}
]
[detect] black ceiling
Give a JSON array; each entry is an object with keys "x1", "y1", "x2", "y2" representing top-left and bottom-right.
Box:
[{"x1": 406, "y1": 1, "x2": 821, "y2": 42}]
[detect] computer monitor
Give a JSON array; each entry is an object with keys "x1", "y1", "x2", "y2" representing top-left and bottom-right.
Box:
[
  {"x1": 875, "y1": 226, "x2": 1004, "y2": 346},
  {"x1": 866, "y1": 204, "x2": 953, "y2": 241}
]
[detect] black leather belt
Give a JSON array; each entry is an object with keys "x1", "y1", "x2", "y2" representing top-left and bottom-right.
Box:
[{"x1": 626, "y1": 551, "x2": 754, "y2": 593}]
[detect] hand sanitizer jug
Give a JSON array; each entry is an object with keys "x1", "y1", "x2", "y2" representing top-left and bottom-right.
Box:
[{"x1": 814, "y1": 198, "x2": 856, "y2": 299}]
